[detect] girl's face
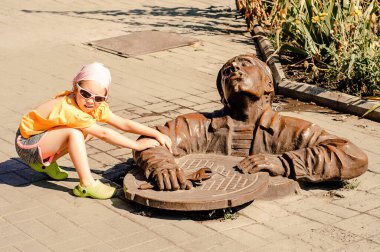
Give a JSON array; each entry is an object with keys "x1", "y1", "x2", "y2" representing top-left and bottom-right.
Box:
[{"x1": 74, "y1": 80, "x2": 107, "y2": 113}]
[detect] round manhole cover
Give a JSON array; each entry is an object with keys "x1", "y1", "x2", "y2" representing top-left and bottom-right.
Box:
[{"x1": 123, "y1": 154, "x2": 269, "y2": 211}]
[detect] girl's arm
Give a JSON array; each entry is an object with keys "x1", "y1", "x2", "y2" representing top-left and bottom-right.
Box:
[
  {"x1": 81, "y1": 123, "x2": 159, "y2": 151},
  {"x1": 106, "y1": 112, "x2": 172, "y2": 153}
]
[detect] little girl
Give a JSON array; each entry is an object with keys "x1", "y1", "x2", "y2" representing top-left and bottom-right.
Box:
[{"x1": 15, "y1": 62, "x2": 172, "y2": 199}]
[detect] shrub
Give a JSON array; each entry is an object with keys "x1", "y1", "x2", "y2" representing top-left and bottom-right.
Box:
[{"x1": 242, "y1": 0, "x2": 380, "y2": 96}]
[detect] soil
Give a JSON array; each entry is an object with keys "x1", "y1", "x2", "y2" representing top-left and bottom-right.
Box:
[{"x1": 279, "y1": 53, "x2": 340, "y2": 93}]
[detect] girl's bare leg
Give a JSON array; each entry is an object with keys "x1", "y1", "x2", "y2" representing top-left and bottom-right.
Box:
[
  {"x1": 51, "y1": 134, "x2": 93, "y2": 161},
  {"x1": 38, "y1": 127, "x2": 95, "y2": 187}
]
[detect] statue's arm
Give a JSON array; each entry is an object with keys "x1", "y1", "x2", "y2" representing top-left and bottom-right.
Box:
[
  {"x1": 133, "y1": 113, "x2": 210, "y2": 190},
  {"x1": 238, "y1": 122, "x2": 368, "y2": 182},
  {"x1": 280, "y1": 128, "x2": 368, "y2": 182}
]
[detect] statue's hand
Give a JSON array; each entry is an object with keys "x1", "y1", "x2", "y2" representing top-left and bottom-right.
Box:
[
  {"x1": 151, "y1": 164, "x2": 192, "y2": 191},
  {"x1": 236, "y1": 154, "x2": 285, "y2": 176}
]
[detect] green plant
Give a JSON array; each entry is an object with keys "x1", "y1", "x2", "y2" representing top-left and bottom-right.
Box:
[
  {"x1": 222, "y1": 208, "x2": 238, "y2": 220},
  {"x1": 340, "y1": 179, "x2": 360, "y2": 190},
  {"x1": 242, "y1": 0, "x2": 380, "y2": 97}
]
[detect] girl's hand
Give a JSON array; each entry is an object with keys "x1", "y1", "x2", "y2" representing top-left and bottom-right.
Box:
[
  {"x1": 155, "y1": 133, "x2": 173, "y2": 153},
  {"x1": 135, "y1": 138, "x2": 160, "y2": 151}
]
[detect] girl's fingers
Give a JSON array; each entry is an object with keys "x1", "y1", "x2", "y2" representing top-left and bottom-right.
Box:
[{"x1": 166, "y1": 142, "x2": 173, "y2": 153}]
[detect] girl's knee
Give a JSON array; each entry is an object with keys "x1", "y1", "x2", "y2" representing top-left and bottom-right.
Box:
[{"x1": 67, "y1": 128, "x2": 84, "y2": 140}]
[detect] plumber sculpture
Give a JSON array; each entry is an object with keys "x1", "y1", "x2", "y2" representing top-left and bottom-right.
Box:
[{"x1": 133, "y1": 54, "x2": 368, "y2": 191}]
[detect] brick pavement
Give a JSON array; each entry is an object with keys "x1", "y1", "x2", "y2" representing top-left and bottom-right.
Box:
[{"x1": 1, "y1": 0, "x2": 380, "y2": 251}]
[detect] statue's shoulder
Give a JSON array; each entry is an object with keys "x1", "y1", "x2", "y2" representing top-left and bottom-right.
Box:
[{"x1": 261, "y1": 109, "x2": 321, "y2": 133}]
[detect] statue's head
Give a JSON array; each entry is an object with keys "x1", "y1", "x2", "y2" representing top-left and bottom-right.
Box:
[{"x1": 216, "y1": 54, "x2": 274, "y2": 111}]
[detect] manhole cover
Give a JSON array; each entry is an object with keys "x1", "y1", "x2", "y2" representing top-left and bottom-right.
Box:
[
  {"x1": 123, "y1": 154, "x2": 269, "y2": 211},
  {"x1": 87, "y1": 31, "x2": 200, "y2": 57}
]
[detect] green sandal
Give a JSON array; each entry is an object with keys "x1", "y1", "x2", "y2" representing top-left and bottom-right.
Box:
[
  {"x1": 29, "y1": 162, "x2": 68, "y2": 180},
  {"x1": 73, "y1": 180, "x2": 117, "y2": 200}
]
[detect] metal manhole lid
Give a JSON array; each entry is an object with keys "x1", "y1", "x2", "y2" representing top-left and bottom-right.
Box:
[
  {"x1": 87, "y1": 31, "x2": 200, "y2": 57},
  {"x1": 123, "y1": 154, "x2": 269, "y2": 211}
]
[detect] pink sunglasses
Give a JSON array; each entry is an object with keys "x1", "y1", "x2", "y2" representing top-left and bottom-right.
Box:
[{"x1": 76, "y1": 83, "x2": 107, "y2": 103}]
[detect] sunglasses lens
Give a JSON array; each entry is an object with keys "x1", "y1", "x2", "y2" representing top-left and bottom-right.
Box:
[
  {"x1": 94, "y1": 96, "x2": 106, "y2": 102},
  {"x1": 79, "y1": 89, "x2": 92, "y2": 99}
]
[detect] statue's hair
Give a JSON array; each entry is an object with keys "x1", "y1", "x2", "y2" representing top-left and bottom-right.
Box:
[{"x1": 216, "y1": 54, "x2": 274, "y2": 106}]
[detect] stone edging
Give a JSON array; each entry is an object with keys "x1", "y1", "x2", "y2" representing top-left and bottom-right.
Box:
[{"x1": 251, "y1": 24, "x2": 380, "y2": 123}]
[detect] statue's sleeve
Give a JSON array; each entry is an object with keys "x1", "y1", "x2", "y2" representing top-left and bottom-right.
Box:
[
  {"x1": 278, "y1": 120, "x2": 368, "y2": 182},
  {"x1": 133, "y1": 113, "x2": 211, "y2": 179}
]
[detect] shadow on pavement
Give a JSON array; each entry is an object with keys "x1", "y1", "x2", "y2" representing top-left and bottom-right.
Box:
[
  {"x1": 21, "y1": 5, "x2": 248, "y2": 36},
  {"x1": 0, "y1": 157, "x2": 72, "y2": 192}
]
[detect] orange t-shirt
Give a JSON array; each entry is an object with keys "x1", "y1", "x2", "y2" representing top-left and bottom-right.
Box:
[{"x1": 19, "y1": 91, "x2": 111, "y2": 138}]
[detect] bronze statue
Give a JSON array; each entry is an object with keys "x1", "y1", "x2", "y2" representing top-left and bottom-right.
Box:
[{"x1": 133, "y1": 54, "x2": 368, "y2": 191}]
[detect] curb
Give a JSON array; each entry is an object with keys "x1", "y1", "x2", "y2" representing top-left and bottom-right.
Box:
[{"x1": 251, "y1": 24, "x2": 380, "y2": 123}]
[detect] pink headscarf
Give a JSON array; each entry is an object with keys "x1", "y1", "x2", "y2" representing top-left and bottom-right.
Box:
[{"x1": 73, "y1": 62, "x2": 111, "y2": 92}]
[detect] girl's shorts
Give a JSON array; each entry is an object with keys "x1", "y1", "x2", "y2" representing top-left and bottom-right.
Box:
[{"x1": 15, "y1": 129, "x2": 54, "y2": 165}]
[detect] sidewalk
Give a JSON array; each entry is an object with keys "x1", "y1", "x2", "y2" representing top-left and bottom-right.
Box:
[{"x1": 1, "y1": 1, "x2": 380, "y2": 251}]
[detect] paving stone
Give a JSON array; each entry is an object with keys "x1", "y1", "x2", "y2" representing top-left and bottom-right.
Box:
[
  {"x1": 282, "y1": 196, "x2": 330, "y2": 213},
  {"x1": 171, "y1": 98, "x2": 198, "y2": 107},
  {"x1": 0, "y1": 246, "x2": 19, "y2": 252},
  {"x1": 316, "y1": 203, "x2": 360, "y2": 219},
  {"x1": 107, "y1": 147, "x2": 132, "y2": 158},
  {"x1": 296, "y1": 229, "x2": 344, "y2": 251},
  {"x1": 36, "y1": 213, "x2": 80, "y2": 233},
  {"x1": 50, "y1": 234, "x2": 102, "y2": 252},
  {"x1": 159, "y1": 246, "x2": 187, "y2": 252},
  {"x1": 87, "y1": 138, "x2": 117, "y2": 152},
  {"x1": 183, "y1": 95, "x2": 211, "y2": 104},
  {"x1": 257, "y1": 237, "x2": 318, "y2": 251},
  {"x1": 205, "y1": 240, "x2": 249, "y2": 252},
  {"x1": 151, "y1": 224, "x2": 195, "y2": 244},
  {"x1": 90, "y1": 152, "x2": 122, "y2": 167},
  {"x1": 172, "y1": 219, "x2": 215, "y2": 238},
  {"x1": 3, "y1": 205, "x2": 52, "y2": 224},
  {"x1": 178, "y1": 234, "x2": 235, "y2": 251},
  {"x1": 333, "y1": 191, "x2": 380, "y2": 212},
  {"x1": 0, "y1": 223, "x2": 22, "y2": 239},
  {"x1": 329, "y1": 239, "x2": 380, "y2": 252},
  {"x1": 0, "y1": 158, "x2": 28, "y2": 174},
  {"x1": 13, "y1": 240, "x2": 50, "y2": 252},
  {"x1": 102, "y1": 215, "x2": 147, "y2": 235},
  {"x1": 242, "y1": 223, "x2": 287, "y2": 241},
  {"x1": 264, "y1": 214, "x2": 323, "y2": 236},
  {"x1": 191, "y1": 102, "x2": 222, "y2": 112},
  {"x1": 0, "y1": 172, "x2": 29, "y2": 186},
  {"x1": 221, "y1": 228, "x2": 268, "y2": 248},
  {"x1": 120, "y1": 237, "x2": 174, "y2": 252},
  {"x1": 315, "y1": 225, "x2": 362, "y2": 245},
  {"x1": 356, "y1": 172, "x2": 380, "y2": 191},
  {"x1": 239, "y1": 205, "x2": 273, "y2": 222},
  {"x1": 203, "y1": 215, "x2": 255, "y2": 232},
  {"x1": 107, "y1": 230, "x2": 158, "y2": 250},
  {"x1": 0, "y1": 232, "x2": 32, "y2": 247},
  {"x1": 367, "y1": 207, "x2": 380, "y2": 218},
  {"x1": 252, "y1": 201, "x2": 291, "y2": 218},
  {"x1": 299, "y1": 208, "x2": 343, "y2": 224},
  {"x1": 0, "y1": 199, "x2": 42, "y2": 217},
  {"x1": 0, "y1": 184, "x2": 33, "y2": 204},
  {"x1": 81, "y1": 220, "x2": 125, "y2": 242},
  {"x1": 333, "y1": 214, "x2": 380, "y2": 238},
  {"x1": 83, "y1": 242, "x2": 117, "y2": 252}
]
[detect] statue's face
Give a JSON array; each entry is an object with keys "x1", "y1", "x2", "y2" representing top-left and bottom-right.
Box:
[{"x1": 220, "y1": 55, "x2": 271, "y2": 105}]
